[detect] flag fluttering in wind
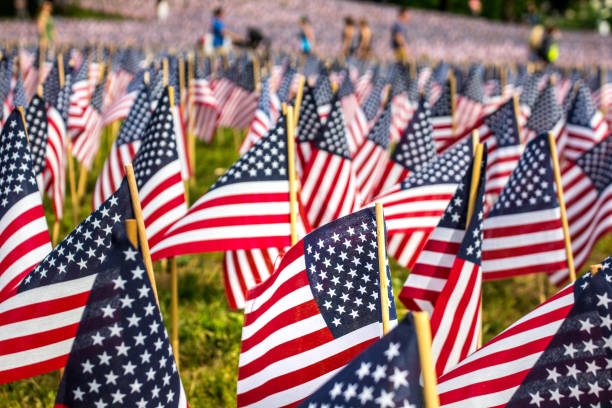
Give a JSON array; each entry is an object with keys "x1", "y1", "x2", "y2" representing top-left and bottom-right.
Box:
[{"x1": 431, "y1": 78, "x2": 455, "y2": 153}]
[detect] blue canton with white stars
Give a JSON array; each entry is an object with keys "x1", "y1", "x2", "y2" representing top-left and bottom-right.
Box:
[
  {"x1": 54, "y1": 229, "x2": 183, "y2": 408},
  {"x1": 506, "y1": 259, "x2": 612, "y2": 407},
  {"x1": 362, "y1": 77, "x2": 385, "y2": 122},
  {"x1": 210, "y1": 114, "x2": 288, "y2": 191},
  {"x1": 399, "y1": 138, "x2": 472, "y2": 190},
  {"x1": 526, "y1": 83, "x2": 562, "y2": 134},
  {"x1": 256, "y1": 76, "x2": 272, "y2": 120},
  {"x1": 297, "y1": 84, "x2": 322, "y2": 142},
  {"x1": 0, "y1": 110, "x2": 40, "y2": 210},
  {"x1": 391, "y1": 96, "x2": 436, "y2": 172},
  {"x1": 460, "y1": 67, "x2": 484, "y2": 104},
  {"x1": 19, "y1": 181, "x2": 133, "y2": 291},
  {"x1": 314, "y1": 65, "x2": 334, "y2": 107},
  {"x1": 568, "y1": 83, "x2": 597, "y2": 127},
  {"x1": 575, "y1": 136, "x2": 612, "y2": 195},
  {"x1": 43, "y1": 60, "x2": 61, "y2": 107},
  {"x1": 489, "y1": 133, "x2": 557, "y2": 217},
  {"x1": 303, "y1": 207, "x2": 397, "y2": 339},
  {"x1": 483, "y1": 99, "x2": 521, "y2": 148},
  {"x1": 431, "y1": 79, "x2": 452, "y2": 117},
  {"x1": 457, "y1": 153, "x2": 486, "y2": 265},
  {"x1": 315, "y1": 97, "x2": 351, "y2": 159},
  {"x1": 299, "y1": 313, "x2": 422, "y2": 408},
  {"x1": 337, "y1": 70, "x2": 355, "y2": 99},
  {"x1": 115, "y1": 82, "x2": 151, "y2": 147},
  {"x1": 24, "y1": 95, "x2": 48, "y2": 176},
  {"x1": 365, "y1": 103, "x2": 391, "y2": 150},
  {"x1": 277, "y1": 66, "x2": 295, "y2": 103},
  {"x1": 13, "y1": 75, "x2": 26, "y2": 108}
]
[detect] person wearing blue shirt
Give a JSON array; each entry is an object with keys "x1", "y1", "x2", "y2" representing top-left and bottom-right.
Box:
[
  {"x1": 391, "y1": 7, "x2": 410, "y2": 62},
  {"x1": 211, "y1": 7, "x2": 240, "y2": 51}
]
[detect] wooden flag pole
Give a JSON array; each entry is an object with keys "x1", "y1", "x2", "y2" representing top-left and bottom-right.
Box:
[
  {"x1": 413, "y1": 311, "x2": 441, "y2": 408},
  {"x1": 162, "y1": 58, "x2": 169, "y2": 87},
  {"x1": 466, "y1": 143, "x2": 483, "y2": 228},
  {"x1": 286, "y1": 106, "x2": 298, "y2": 246},
  {"x1": 58, "y1": 53, "x2": 65, "y2": 88},
  {"x1": 449, "y1": 70, "x2": 456, "y2": 138},
  {"x1": 590, "y1": 264, "x2": 602, "y2": 275},
  {"x1": 170, "y1": 256, "x2": 180, "y2": 368},
  {"x1": 66, "y1": 138, "x2": 79, "y2": 226},
  {"x1": 293, "y1": 75, "x2": 306, "y2": 125},
  {"x1": 548, "y1": 132, "x2": 576, "y2": 283},
  {"x1": 500, "y1": 65, "x2": 507, "y2": 94},
  {"x1": 125, "y1": 163, "x2": 159, "y2": 303},
  {"x1": 375, "y1": 202, "x2": 391, "y2": 335},
  {"x1": 253, "y1": 57, "x2": 261, "y2": 94},
  {"x1": 471, "y1": 129, "x2": 479, "y2": 155},
  {"x1": 187, "y1": 53, "x2": 196, "y2": 186},
  {"x1": 602, "y1": 66, "x2": 608, "y2": 117},
  {"x1": 512, "y1": 94, "x2": 522, "y2": 145},
  {"x1": 126, "y1": 219, "x2": 138, "y2": 247}
]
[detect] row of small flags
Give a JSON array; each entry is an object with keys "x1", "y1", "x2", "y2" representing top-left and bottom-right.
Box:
[{"x1": 0, "y1": 42, "x2": 611, "y2": 407}]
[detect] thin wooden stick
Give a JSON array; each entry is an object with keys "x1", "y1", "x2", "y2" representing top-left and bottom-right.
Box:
[
  {"x1": 162, "y1": 58, "x2": 169, "y2": 87},
  {"x1": 57, "y1": 53, "x2": 65, "y2": 87},
  {"x1": 125, "y1": 163, "x2": 159, "y2": 303},
  {"x1": 449, "y1": 69, "x2": 456, "y2": 138},
  {"x1": 293, "y1": 75, "x2": 305, "y2": 125},
  {"x1": 590, "y1": 264, "x2": 602, "y2": 275},
  {"x1": 471, "y1": 129, "x2": 479, "y2": 155},
  {"x1": 466, "y1": 143, "x2": 483, "y2": 228},
  {"x1": 66, "y1": 138, "x2": 79, "y2": 226},
  {"x1": 17, "y1": 106, "x2": 29, "y2": 144},
  {"x1": 170, "y1": 256, "x2": 179, "y2": 368},
  {"x1": 601, "y1": 66, "x2": 608, "y2": 116},
  {"x1": 413, "y1": 311, "x2": 441, "y2": 408},
  {"x1": 187, "y1": 53, "x2": 196, "y2": 182},
  {"x1": 286, "y1": 106, "x2": 298, "y2": 245},
  {"x1": 76, "y1": 163, "x2": 88, "y2": 203},
  {"x1": 126, "y1": 219, "x2": 138, "y2": 247},
  {"x1": 375, "y1": 202, "x2": 390, "y2": 335},
  {"x1": 548, "y1": 132, "x2": 576, "y2": 282},
  {"x1": 253, "y1": 57, "x2": 260, "y2": 94},
  {"x1": 52, "y1": 220, "x2": 60, "y2": 247},
  {"x1": 512, "y1": 94, "x2": 522, "y2": 145}
]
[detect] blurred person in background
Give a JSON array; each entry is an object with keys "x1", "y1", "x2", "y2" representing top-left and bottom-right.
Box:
[
  {"x1": 391, "y1": 7, "x2": 410, "y2": 62},
  {"x1": 211, "y1": 7, "x2": 242, "y2": 53},
  {"x1": 299, "y1": 16, "x2": 315, "y2": 55},
  {"x1": 341, "y1": 16, "x2": 358, "y2": 57},
  {"x1": 358, "y1": 19, "x2": 372, "y2": 59},
  {"x1": 15, "y1": 0, "x2": 28, "y2": 19},
  {"x1": 37, "y1": 1, "x2": 55, "y2": 51},
  {"x1": 157, "y1": 0, "x2": 169, "y2": 21},
  {"x1": 537, "y1": 24, "x2": 560, "y2": 65}
]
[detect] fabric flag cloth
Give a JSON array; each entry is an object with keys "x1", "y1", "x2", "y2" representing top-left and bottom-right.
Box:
[
  {"x1": 314, "y1": 65, "x2": 334, "y2": 121},
  {"x1": 298, "y1": 313, "x2": 423, "y2": 408},
  {"x1": 92, "y1": 81, "x2": 151, "y2": 209},
  {"x1": 191, "y1": 75, "x2": 219, "y2": 144},
  {"x1": 72, "y1": 76, "x2": 105, "y2": 170},
  {"x1": 301, "y1": 97, "x2": 361, "y2": 228},
  {"x1": 454, "y1": 67, "x2": 484, "y2": 138},
  {"x1": 11, "y1": 74, "x2": 27, "y2": 110},
  {"x1": 339, "y1": 73, "x2": 369, "y2": 156},
  {"x1": 101, "y1": 70, "x2": 145, "y2": 126},
  {"x1": 167, "y1": 58, "x2": 192, "y2": 180},
  {"x1": 353, "y1": 104, "x2": 392, "y2": 202},
  {"x1": 0, "y1": 180, "x2": 133, "y2": 383},
  {"x1": 518, "y1": 71, "x2": 543, "y2": 126},
  {"x1": 295, "y1": 83, "x2": 323, "y2": 176},
  {"x1": 437, "y1": 260, "x2": 612, "y2": 407},
  {"x1": 240, "y1": 76, "x2": 273, "y2": 155},
  {"x1": 131, "y1": 87, "x2": 187, "y2": 253},
  {"x1": 374, "y1": 139, "x2": 473, "y2": 269},
  {"x1": 53, "y1": 228, "x2": 188, "y2": 408},
  {"x1": 0, "y1": 109, "x2": 51, "y2": 303},
  {"x1": 217, "y1": 60, "x2": 258, "y2": 130},
  {"x1": 361, "y1": 76, "x2": 385, "y2": 124},
  {"x1": 399, "y1": 150, "x2": 486, "y2": 315},
  {"x1": 523, "y1": 81, "x2": 564, "y2": 151},
  {"x1": 482, "y1": 133, "x2": 567, "y2": 280},
  {"x1": 68, "y1": 59, "x2": 91, "y2": 139},
  {"x1": 389, "y1": 85, "x2": 415, "y2": 143},
  {"x1": 563, "y1": 82, "x2": 610, "y2": 162},
  {"x1": 370, "y1": 95, "x2": 437, "y2": 200},
  {"x1": 150, "y1": 114, "x2": 292, "y2": 260},
  {"x1": 236, "y1": 207, "x2": 397, "y2": 407},
  {"x1": 431, "y1": 78, "x2": 455, "y2": 153},
  {"x1": 555, "y1": 133, "x2": 612, "y2": 285}
]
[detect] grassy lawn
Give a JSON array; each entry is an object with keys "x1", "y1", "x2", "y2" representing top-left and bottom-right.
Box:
[{"x1": 1, "y1": 126, "x2": 610, "y2": 407}]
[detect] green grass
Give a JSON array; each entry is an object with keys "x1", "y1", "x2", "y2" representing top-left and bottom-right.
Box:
[{"x1": 1, "y1": 126, "x2": 611, "y2": 407}]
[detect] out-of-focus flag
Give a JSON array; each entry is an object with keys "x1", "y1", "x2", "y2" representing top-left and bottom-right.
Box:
[
  {"x1": 72, "y1": 71, "x2": 105, "y2": 169},
  {"x1": 339, "y1": 73, "x2": 369, "y2": 156},
  {"x1": 151, "y1": 114, "x2": 292, "y2": 259},
  {"x1": 191, "y1": 67, "x2": 219, "y2": 144},
  {"x1": 437, "y1": 264, "x2": 611, "y2": 407},
  {"x1": 68, "y1": 58, "x2": 91, "y2": 139},
  {"x1": 217, "y1": 58, "x2": 258, "y2": 130},
  {"x1": 454, "y1": 66, "x2": 484, "y2": 137},
  {"x1": 295, "y1": 84, "x2": 323, "y2": 175},
  {"x1": 236, "y1": 207, "x2": 397, "y2": 407},
  {"x1": 240, "y1": 76, "x2": 273, "y2": 154},
  {"x1": 431, "y1": 78, "x2": 455, "y2": 153},
  {"x1": 314, "y1": 64, "x2": 334, "y2": 121},
  {"x1": 301, "y1": 97, "x2": 361, "y2": 228},
  {"x1": 375, "y1": 139, "x2": 472, "y2": 268},
  {"x1": 482, "y1": 133, "x2": 567, "y2": 280},
  {"x1": 361, "y1": 76, "x2": 385, "y2": 124},
  {"x1": 0, "y1": 110, "x2": 51, "y2": 302},
  {"x1": 518, "y1": 71, "x2": 543, "y2": 126},
  {"x1": 101, "y1": 69, "x2": 146, "y2": 126},
  {"x1": 523, "y1": 80, "x2": 564, "y2": 151},
  {"x1": 389, "y1": 66, "x2": 415, "y2": 143}
]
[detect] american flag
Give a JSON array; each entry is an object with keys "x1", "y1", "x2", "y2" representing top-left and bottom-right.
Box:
[
  {"x1": 72, "y1": 71, "x2": 105, "y2": 169},
  {"x1": 590, "y1": 66, "x2": 612, "y2": 119},
  {"x1": 101, "y1": 69, "x2": 146, "y2": 126},
  {"x1": 518, "y1": 71, "x2": 543, "y2": 126},
  {"x1": 437, "y1": 263, "x2": 611, "y2": 407},
  {"x1": 191, "y1": 70, "x2": 219, "y2": 144},
  {"x1": 454, "y1": 66, "x2": 484, "y2": 138},
  {"x1": 399, "y1": 151, "x2": 486, "y2": 316},
  {"x1": 354, "y1": 68, "x2": 374, "y2": 104},
  {"x1": 24, "y1": 94, "x2": 52, "y2": 195},
  {"x1": 0, "y1": 178, "x2": 132, "y2": 383},
  {"x1": 130, "y1": 87, "x2": 187, "y2": 253},
  {"x1": 0, "y1": 58, "x2": 14, "y2": 125},
  {"x1": 276, "y1": 65, "x2": 295, "y2": 103},
  {"x1": 482, "y1": 133, "x2": 567, "y2": 280},
  {"x1": 301, "y1": 97, "x2": 361, "y2": 228},
  {"x1": 295, "y1": 83, "x2": 323, "y2": 176},
  {"x1": 428, "y1": 63, "x2": 450, "y2": 107},
  {"x1": 0, "y1": 109, "x2": 51, "y2": 303},
  {"x1": 11, "y1": 72, "x2": 26, "y2": 110},
  {"x1": 53, "y1": 228, "x2": 188, "y2": 408},
  {"x1": 523, "y1": 81, "x2": 564, "y2": 151},
  {"x1": 217, "y1": 59, "x2": 258, "y2": 130},
  {"x1": 374, "y1": 139, "x2": 472, "y2": 269},
  {"x1": 167, "y1": 57, "x2": 192, "y2": 181},
  {"x1": 240, "y1": 76, "x2": 273, "y2": 155},
  {"x1": 340, "y1": 73, "x2": 369, "y2": 157},
  {"x1": 68, "y1": 58, "x2": 91, "y2": 139},
  {"x1": 554, "y1": 133, "x2": 612, "y2": 285},
  {"x1": 370, "y1": 95, "x2": 437, "y2": 200},
  {"x1": 298, "y1": 312, "x2": 423, "y2": 408},
  {"x1": 92, "y1": 79, "x2": 151, "y2": 209},
  {"x1": 389, "y1": 67, "x2": 415, "y2": 143},
  {"x1": 361, "y1": 76, "x2": 385, "y2": 123},
  {"x1": 431, "y1": 78, "x2": 455, "y2": 153},
  {"x1": 150, "y1": 114, "x2": 292, "y2": 260},
  {"x1": 563, "y1": 81, "x2": 610, "y2": 161},
  {"x1": 236, "y1": 207, "x2": 397, "y2": 407},
  {"x1": 353, "y1": 104, "x2": 392, "y2": 202},
  {"x1": 314, "y1": 64, "x2": 334, "y2": 121},
  {"x1": 429, "y1": 154, "x2": 485, "y2": 377}
]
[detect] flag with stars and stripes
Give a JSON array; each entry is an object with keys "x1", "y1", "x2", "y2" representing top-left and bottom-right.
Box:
[
  {"x1": 92, "y1": 79, "x2": 151, "y2": 210},
  {"x1": 0, "y1": 58, "x2": 14, "y2": 125},
  {"x1": 276, "y1": 65, "x2": 295, "y2": 104},
  {"x1": 399, "y1": 151, "x2": 486, "y2": 317},
  {"x1": 338, "y1": 71, "x2": 368, "y2": 156},
  {"x1": 0, "y1": 109, "x2": 51, "y2": 303},
  {"x1": 72, "y1": 72, "x2": 105, "y2": 170},
  {"x1": 361, "y1": 76, "x2": 385, "y2": 123},
  {"x1": 454, "y1": 66, "x2": 484, "y2": 138},
  {"x1": 24, "y1": 94, "x2": 52, "y2": 195},
  {"x1": 314, "y1": 64, "x2": 334, "y2": 121},
  {"x1": 482, "y1": 133, "x2": 567, "y2": 280},
  {"x1": 68, "y1": 58, "x2": 91, "y2": 139},
  {"x1": 295, "y1": 83, "x2": 323, "y2": 176},
  {"x1": 11, "y1": 73, "x2": 26, "y2": 110},
  {"x1": 370, "y1": 95, "x2": 437, "y2": 200},
  {"x1": 301, "y1": 97, "x2": 361, "y2": 228},
  {"x1": 590, "y1": 66, "x2": 612, "y2": 119},
  {"x1": 101, "y1": 68, "x2": 146, "y2": 127},
  {"x1": 191, "y1": 71, "x2": 219, "y2": 144},
  {"x1": 298, "y1": 312, "x2": 423, "y2": 408},
  {"x1": 53, "y1": 228, "x2": 189, "y2": 408},
  {"x1": 150, "y1": 114, "x2": 292, "y2": 260},
  {"x1": 240, "y1": 76, "x2": 274, "y2": 154},
  {"x1": 518, "y1": 71, "x2": 544, "y2": 126},
  {"x1": 523, "y1": 81, "x2": 564, "y2": 150},
  {"x1": 431, "y1": 78, "x2": 455, "y2": 153},
  {"x1": 554, "y1": 133, "x2": 612, "y2": 285},
  {"x1": 130, "y1": 87, "x2": 187, "y2": 254},
  {"x1": 374, "y1": 139, "x2": 473, "y2": 269},
  {"x1": 389, "y1": 67, "x2": 416, "y2": 143},
  {"x1": 217, "y1": 59, "x2": 258, "y2": 130},
  {"x1": 167, "y1": 57, "x2": 192, "y2": 181},
  {"x1": 236, "y1": 207, "x2": 397, "y2": 407},
  {"x1": 563, "y1": 82, "x2": 610, "y2": 162},
  {"x1": 437, "y1": 260, "x2": 612, "y2": 408},
  {"x1": 0, "y1": 179, "x2": 133, "y2": 383},
  {"x1": 353, "y1": 104, "x2": 392, "y2": 202}
]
